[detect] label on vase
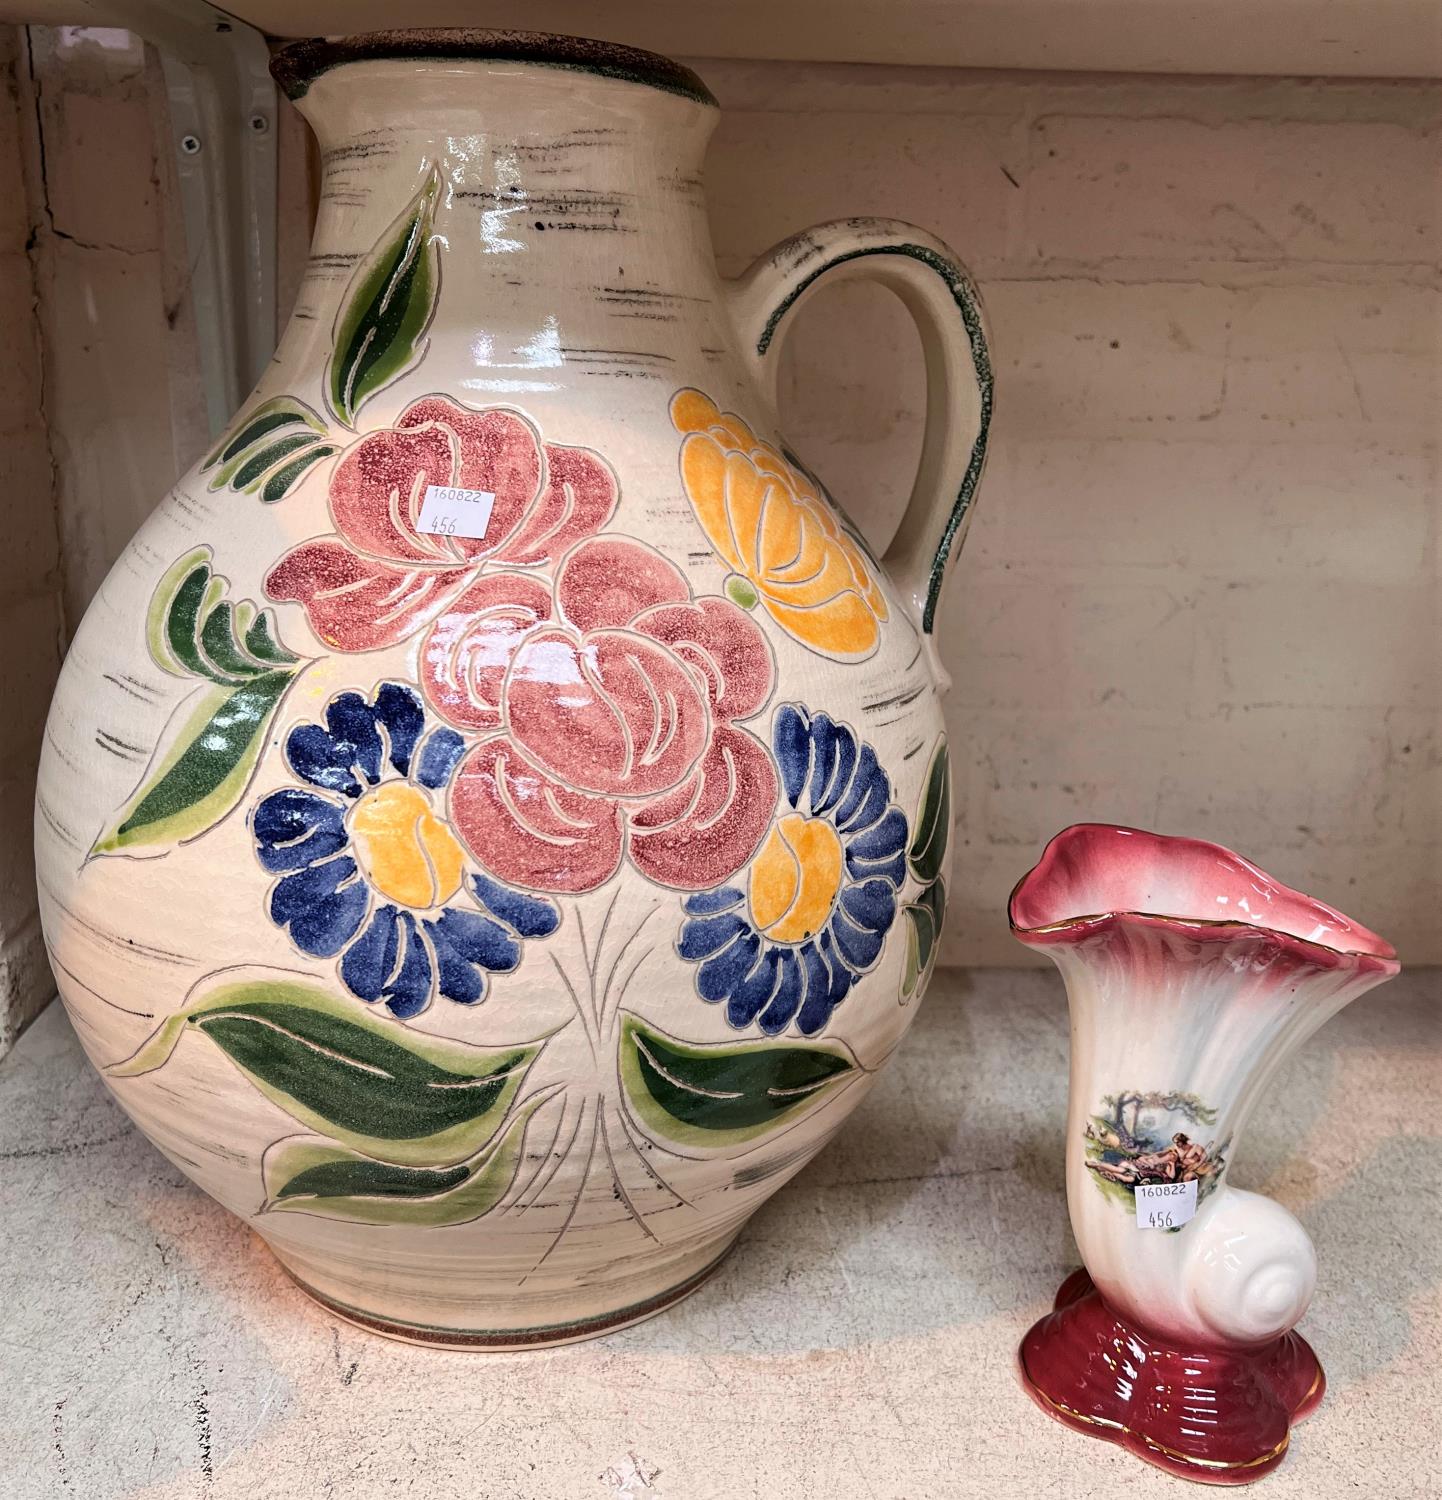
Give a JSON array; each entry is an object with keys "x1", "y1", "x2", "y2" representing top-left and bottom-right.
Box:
[
  {"x1": 418, "y1": 485, "x2": 497, "y2": 539},
  {"x1": 1135, "y1": 1179, "x2": 1197, "y2": 1230}
]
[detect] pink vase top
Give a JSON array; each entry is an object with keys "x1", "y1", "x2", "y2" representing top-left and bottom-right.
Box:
[{"x1": 1009, "y1": 823, "x2": 1398, "y2": 978}]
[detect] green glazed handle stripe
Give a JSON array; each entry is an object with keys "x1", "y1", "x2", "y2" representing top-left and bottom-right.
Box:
[{"x1": 752, "y1": 238, "x2": 994, "y2": 636}]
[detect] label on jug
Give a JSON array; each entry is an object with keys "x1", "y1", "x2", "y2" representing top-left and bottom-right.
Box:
[
  {"x1": 418, "y1": 485, "x2": 497, "y2": 540},
  {"x1": 1134, "y1": 1179, "x2": 1197, "y2": 1230}
]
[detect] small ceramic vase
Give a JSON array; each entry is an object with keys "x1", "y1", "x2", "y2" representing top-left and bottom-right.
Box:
[
  {"x1": 36, "y1": 30, "x2": 987, "y2": 1347},
  {"x1": 1010, "y1": 824, "x2": 1399, "y2": 1483}
]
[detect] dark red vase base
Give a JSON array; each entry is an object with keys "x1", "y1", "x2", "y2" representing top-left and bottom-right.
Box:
[{"x1": 1018, "y1": 1270, "x2": 1325, "y2": 1485}]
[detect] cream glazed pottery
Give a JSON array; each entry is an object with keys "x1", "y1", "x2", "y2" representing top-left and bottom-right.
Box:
[
  {"x1": 35, "y1": 31, "x2": 990, "y2": 1347},
  {"x1": 1010, "y1": 825, "x2": 1399, "y2": 1483}
]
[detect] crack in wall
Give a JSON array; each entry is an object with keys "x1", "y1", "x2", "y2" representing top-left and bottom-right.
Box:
[{"x1": 20, "y1": 26, "x2": 69, "y2": 644}]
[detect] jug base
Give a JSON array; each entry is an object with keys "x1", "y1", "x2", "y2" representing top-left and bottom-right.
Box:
[
  {"x1": 1018, "y1": 1269, "x2": 1325, "y2": 1485},
  {"x1": 269, "y1": 1236, "x2": 738, "y2": 1351}
]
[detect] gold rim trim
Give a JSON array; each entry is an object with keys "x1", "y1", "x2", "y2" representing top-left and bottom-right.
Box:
[
  {"x1": 1030, "y1": 1383, "x2": 1293, "y2": 1473},
  {"x1": 1010, "y1": 907, "x2": 1393, "y2": 963},
  {"x1": 1004, "y1": 823, "x2": 1397, "y2": 964}
]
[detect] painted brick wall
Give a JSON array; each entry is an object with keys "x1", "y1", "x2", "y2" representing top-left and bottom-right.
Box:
[
  {"x1": 10, "y1": 41, "x2": 1439, "y2": 1012},
  {"x1": 18, "y1": 27, "x2": 209, "y2": 630},
  {"x1": 701, "y1": 62, "x2": 1440, "y2": 965},
  {"x1": 0, "y1": 28, "x2": 64, "y2": 1054}
]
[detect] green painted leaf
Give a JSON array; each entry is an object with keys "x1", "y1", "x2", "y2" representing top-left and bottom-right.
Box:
[
  {"x1": 201, "y1": 395, "x2": 332, "y2": 503},
  {"x1": 231, "y1": 433, "x2": 319, "y2": 489},
  {"x1": 242, "y1": 606, "x2": 300, "y2": 667},
  {"x1": 908, "y1": 737, "x2": 951, "y2": 886},
  {"x1": 258, "y1": 444, "x2": 336, "y2": 503},
  {"x1": 902, "y1": 914, "x2": 921, "y2": 1001},
  {"x1": 107, "y1": 972, "x2": 551, "y2": 1168},
  {"x1": 92, "y1": 669, "x2": 294, "y2": 854},
  {"x1": 199, "y1": 600, "x2": 265, "y2": 679},
  {"x1": 619, "y1": 1012, "x2": 860, "y2": 1154},
  {"x1": 145, "y1": 548, "x2": 207, "y2": 677},
  {"x1": 724, "y1": 573, "x2": 759, "y2": 610},
  {"x1": 203, "y1": 395, "x2": 326, "y2": 471},
  {"x1": 260, "y1": 1094, "x2": 550, "y2": 1225},
  {"x1": 143, "y1": 545, "x2": 299, "y2": 684},
  {"x1": 327, "y1": 168, "x2": 440, "y2": 426},
  {"x1": 165, "y1": 564, "x2": 231, "y2": 681},
  {"x1": 102, "y1": 545, "x2": 307, "y2": 856},
  {"x1": 270, "y1": 1143, "x2": 469, "y2": 1206},
  {"x1": 901, "y1": 877, "x2": 946, "y2": 1003}
]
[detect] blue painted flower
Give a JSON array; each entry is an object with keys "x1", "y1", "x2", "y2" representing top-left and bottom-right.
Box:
[
  {"x1": 251, "y1": 681, "x2": 558, "y2": 1018},
  {"x1": 677, "y1": 704, "x2": 908, "y2": 1035}
]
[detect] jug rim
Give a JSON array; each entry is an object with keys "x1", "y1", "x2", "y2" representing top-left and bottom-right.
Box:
[{"x1": 270, "y1": 28, "x2": 717, "y2": 108}]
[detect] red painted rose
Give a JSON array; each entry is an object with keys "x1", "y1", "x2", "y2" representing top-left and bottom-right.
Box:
[
  {"x1": 433, "y1": 536, "x2": 778, "y2": 893},
  {"x1": 265, "y1": 396, "x2": 617, "y2": 652}
]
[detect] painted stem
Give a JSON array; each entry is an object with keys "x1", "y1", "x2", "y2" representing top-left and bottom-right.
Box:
[{"x1": 518, "y1": 901, "x2": 682, "y2": 1264}]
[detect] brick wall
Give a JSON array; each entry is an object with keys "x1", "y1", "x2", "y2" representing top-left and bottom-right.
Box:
[
  {"x1": 703, "y1": 63, "x2": 1440, "y2": 964},
  {"x1": 6, "y1": 43, "x2": 1438, "y2": 1030},
  {"x1": 0, "y1": 28, "x2": 63, "y2": 1054}
]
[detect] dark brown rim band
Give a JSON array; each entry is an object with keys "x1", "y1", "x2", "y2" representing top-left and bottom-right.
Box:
[
  {"x1": 283, "y1": 1242, "x2": 734, "y2": 1348},
  {"x1": 270, "y1": 28, "x2": 717, "y2": 107}
]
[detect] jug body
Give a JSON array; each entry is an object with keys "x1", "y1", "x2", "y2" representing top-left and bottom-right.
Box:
[{"x1": 36, "y1": 31, "x2": 988, "y2": 1344}]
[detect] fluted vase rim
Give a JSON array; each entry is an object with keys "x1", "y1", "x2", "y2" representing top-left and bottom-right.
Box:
[{"x1": 1009, "y1": 823, "x2": 1398, "y2": 975}]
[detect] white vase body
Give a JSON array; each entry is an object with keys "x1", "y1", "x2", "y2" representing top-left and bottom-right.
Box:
[
  {"x1": 1053, "y1": 923, "x2": 1385, "y2": 1349},
  {"x1": 1012, "y1": 824, "x2": 1398, "y2": 1480}
]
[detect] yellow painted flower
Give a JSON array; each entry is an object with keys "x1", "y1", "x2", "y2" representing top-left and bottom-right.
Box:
[
  {"x1": 677, "y1": 704, "x2": 909, "y2": 1036},
  {"x1": 749, "y1": 812, "x2": 845, "y2": 944},
  {"x1": 349, "y1": 782, "x2": 465, "y2": 909},
  {"x1": 671, "y1": 389, "x2": 888, "y2": 661},
  {"x1": 255, "y1": 679, "x2": 563, "y2": 1019}
]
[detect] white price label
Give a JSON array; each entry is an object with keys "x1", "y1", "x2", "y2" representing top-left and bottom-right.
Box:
[
  {"x1": 418, "y1": 485, "x2": 497, "y2": 540},
  {"x1": 1135, "y1": 1179, "x2": 1197, "y2": 1231}
]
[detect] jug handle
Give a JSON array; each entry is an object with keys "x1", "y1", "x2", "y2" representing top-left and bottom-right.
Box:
[{"x1": 728, "y1": 218, "x2": 993, "y2": 638}]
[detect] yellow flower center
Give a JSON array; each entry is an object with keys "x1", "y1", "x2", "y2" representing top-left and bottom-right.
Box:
[
  {"x1": 348, "y1": 782, "x2": 465, "y2": 909},
  {"x1": 748, "y1": 812, "x2": 844, "y2": 944}
]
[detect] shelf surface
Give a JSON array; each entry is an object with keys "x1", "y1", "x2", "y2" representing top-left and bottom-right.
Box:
[
  {"x1": 220, "y1": 2, "x2": 1442, "y2": 79},
  {"x1": 3, "y1": 968, "x2": 1439, "y2": 1498}
]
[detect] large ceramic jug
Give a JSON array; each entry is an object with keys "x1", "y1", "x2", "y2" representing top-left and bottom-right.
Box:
[{"x1": 36, "y1": 29, "x2": 991, "y2": 1347}]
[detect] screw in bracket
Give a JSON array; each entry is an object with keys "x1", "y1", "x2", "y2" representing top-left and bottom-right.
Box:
[
  {"x1": 179, "y1": 133, "x2": 202, "y2": 155},
  {"x1": 248, "y1": 114, "x2": 270, "y2": 134}
]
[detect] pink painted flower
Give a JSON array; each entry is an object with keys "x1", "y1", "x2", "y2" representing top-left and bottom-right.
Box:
[
  {"x1": 427, "y1": 536, "x2": 779, "y2": 893},
  {"x1": 265, "y1": 396, "x2": 618, "y2": 652}
]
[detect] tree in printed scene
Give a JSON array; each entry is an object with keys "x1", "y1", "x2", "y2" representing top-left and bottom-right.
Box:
[{"x1": 1084, "y1": 1090, "x2": 1226, "y2": 1193}]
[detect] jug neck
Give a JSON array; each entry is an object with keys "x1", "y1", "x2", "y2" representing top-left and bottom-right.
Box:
[{"x1": 286, "y1": 45, "x2": 722, "y2": 310}]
